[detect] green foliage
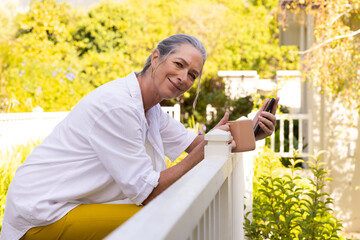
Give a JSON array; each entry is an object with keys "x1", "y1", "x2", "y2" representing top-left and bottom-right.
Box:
[
  {"x1": 245, "y1": 148, "x2": 346, "y2": 240},
  {"x1": 0, "y1": 0, "x2": 299, "y2": 123},
  {"x1": 1, "y1": 0, "x2": 90, "y2": 112},
  {"x1": 204, "y1": 95, "x2": 254, "y2": 130},
  {"x1": 72, "y1": 1, "x2": 132, "y2": 56},
  {"x1": 278, "y1": 1, "x2": 360, "y2": 112},
  {"x1": 0, "y1": 140, "x2": 40, "y2": 233}
]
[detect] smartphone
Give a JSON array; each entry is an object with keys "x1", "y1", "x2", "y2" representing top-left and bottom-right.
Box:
[{"x1": 254, "y1": 98, "x2": 275, "y2": 136}]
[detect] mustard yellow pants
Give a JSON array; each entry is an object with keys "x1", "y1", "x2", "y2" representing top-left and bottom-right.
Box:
[{"x1": 21, "y1": 204, "x2": 143, "y2": 240}]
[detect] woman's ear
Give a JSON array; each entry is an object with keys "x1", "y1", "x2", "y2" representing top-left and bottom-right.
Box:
[{"x1": 151, "y1": 49, "x2": 160, "y2": 69}]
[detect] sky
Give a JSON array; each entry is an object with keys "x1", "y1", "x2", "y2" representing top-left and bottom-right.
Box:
[{"x1": 0, "y1": 0, "x2": 123, "y2": 13}]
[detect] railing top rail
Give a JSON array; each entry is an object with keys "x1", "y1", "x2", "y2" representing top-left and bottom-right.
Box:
[
  {"x1": 0, "y1": 112, "x2": 70, "y2": 121},
  {"x1": 276, "y1": 70, "x2": 301, "y2": 77},
  {"x1": 0, "y1": 105, "x2": 180, "y2": 121},
  {"x1": 159, "y1": 105, "x2": 178, "y2": 110},
  {"x1": 218, "y1": 70, "x2": 258, "y2": 77},
  {"x1": 276, "y1": 113, "x2": 310, "y2": 119}
]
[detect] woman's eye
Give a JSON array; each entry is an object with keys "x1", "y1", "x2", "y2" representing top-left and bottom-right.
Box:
[{"x1": 175, "y1": 62, "x2": 183, "y2": 67}]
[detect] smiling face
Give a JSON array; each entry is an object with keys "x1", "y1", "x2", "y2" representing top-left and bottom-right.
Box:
[{"x1": 151, "y1": 44, "x2": 204, "y2": 100}]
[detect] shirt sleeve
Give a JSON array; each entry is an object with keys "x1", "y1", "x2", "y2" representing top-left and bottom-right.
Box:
[
  {"x1": 159, "y1": 108, "x2": 197, "y2": 161},
  {"x1": 88, "y1": 107, "x2": 159, "y2": 206}
]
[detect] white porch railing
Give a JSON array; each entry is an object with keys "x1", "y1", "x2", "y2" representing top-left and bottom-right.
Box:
[
  {"x1": 0, "y1": 111, "x2": 70, "y2": 150},
  {"x1": 105, "y1": 129, "x2": 254, "y2": 240},
  {"x1": 268, "y1": 113, "x2": 312, "y2": 158},
  {"x1": 0, "y1": 104, "x2": 181, "y2": 150},
  {"x1": 161, "y1": 104, "x2": 181, "y2": 122}
]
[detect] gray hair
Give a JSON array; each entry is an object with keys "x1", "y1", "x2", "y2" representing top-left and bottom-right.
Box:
[{"x1": 138, "y1": 34, "x2": 207, "y2": 109}]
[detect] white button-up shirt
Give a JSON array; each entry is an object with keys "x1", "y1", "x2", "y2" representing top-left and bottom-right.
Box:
[{"x1": 0, "y1": 72, "x2": 196, "y2": 240}]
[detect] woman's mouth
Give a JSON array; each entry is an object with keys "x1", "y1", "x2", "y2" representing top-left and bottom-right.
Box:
[{"x1": 168, "y1": 78, "x2": 181, "y2": 91}]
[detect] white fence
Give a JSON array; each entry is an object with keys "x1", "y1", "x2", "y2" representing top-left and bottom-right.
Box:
[
  {"x1": 0, "y1": 111, "x2": 70, "y2": 150},
  {"x1": 0, "y1": 104, "x2": 181, "y2": 150},
  {"x1": 268, "y1": 113, "x2": 312, "y2": 158},
  {"x1": 207, "y1": 110, "x2": 312, "y2": 158},
  {"x1": 161, "y1": 104, "x2": 181, "y2": 122},
  {"x1": 105, "y1": 129, "x2": 254, "y2": 240}
]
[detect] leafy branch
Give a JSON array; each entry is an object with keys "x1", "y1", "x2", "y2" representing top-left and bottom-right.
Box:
[{"x1": 291, "y1": 28, "x2": 360, "y2": 55}]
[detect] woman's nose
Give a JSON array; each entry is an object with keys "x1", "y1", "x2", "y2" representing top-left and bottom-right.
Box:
[{"x1": 177, "y1": 70, "x2": 187, "y2": 82}]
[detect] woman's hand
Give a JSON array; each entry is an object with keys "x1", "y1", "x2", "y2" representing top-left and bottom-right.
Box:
[
  {"x1": 253, "y1": 97, "x2": 279, "y2": 141},
  {"x1": 211, "y1": 112, "x2": 236, "y2": 150}
]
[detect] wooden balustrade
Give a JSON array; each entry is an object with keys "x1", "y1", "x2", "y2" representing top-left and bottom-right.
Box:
[{"x1": 269, "y1": 113, "x2": 312, "y2": 158}]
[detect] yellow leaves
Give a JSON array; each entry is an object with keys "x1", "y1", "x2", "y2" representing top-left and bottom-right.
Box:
[
  {"x1": 307, "y1": 150, "x2": 327, "y2": 161},
  {"x1": 254, "y1": 146, "x2": 285, "y2": 179},
  {"x1": 1, "y1": 0, "x2": 301, "y2": 113},
  {"x1": 302, "y1": 2, "x2": 360, "y2": 110}
]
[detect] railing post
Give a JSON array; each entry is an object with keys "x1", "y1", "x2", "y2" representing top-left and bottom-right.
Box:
[
  {"x1": 231, "y1": 150, "x2": 254, "y2": 240},
  {"x1": 205, "y1": 129, "x2": 232, "y2": 240},
  {"x1": 232, "y1": 152, "x2": 243, "y2": 240},
  {"x1": 204, "y1": 129, "x2": 231, "y2": 159},
  {"x1": 174, "y1": 104, "x2": 180, "y2": 122},
  {"x1": 206, "y1": 104, "x2": 217, "y2": 122}
]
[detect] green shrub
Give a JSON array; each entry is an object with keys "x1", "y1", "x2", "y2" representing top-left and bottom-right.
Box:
[{"x1": 245, "y1": 147, "x2": 346, "y2": 240}]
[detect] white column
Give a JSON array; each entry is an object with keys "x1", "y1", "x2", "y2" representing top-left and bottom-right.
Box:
[
  {"x1": 204, "y1": 129, "x2": 231, "y2": 159},
  {"x1": 231, "y1": 152, "x2": 244, "y2": 240},
  {"x1": 174, "y1": 104, "x2": 181, "y2": 122},
  {"x1": 205, "y1": 129, "x2": 232, "y2": 240},
  {"x1": 218, "y1": 71, "x2": 259, "y2": 99}
]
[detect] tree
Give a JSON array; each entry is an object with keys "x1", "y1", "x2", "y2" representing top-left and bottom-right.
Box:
[
  {"x1": 1, "y1": 0, "x2": 299, "y2": 116},
  {"x1": 1, "y1": 0, "x2": 90, "y2": 112},
  {"x1": 278, "y1": 0, "x2": 360, "y2": 111},
  {"x1": 0, "y1": 0, "x2": 19, "y2": 112},
  {"x1": 72, "y1": 1, "x2": 132, "y2": 56}
]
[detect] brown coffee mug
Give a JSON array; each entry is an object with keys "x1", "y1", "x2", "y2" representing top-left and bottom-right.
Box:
[{"x1": 228, "y1": 119, "x2": 256, "y2": 152}]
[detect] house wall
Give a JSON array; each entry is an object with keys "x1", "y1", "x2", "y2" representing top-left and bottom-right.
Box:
[
  {"x1": 281, "y1": 7, "x2": 360, "y2": 231},
  {"x1": 310, "y1": 87, "x2": 360, "y2": 232}
]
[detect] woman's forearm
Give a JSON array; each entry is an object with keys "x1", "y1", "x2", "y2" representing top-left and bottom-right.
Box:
[{"x1": 142, "y1": 138, "x2": 207, "y2": 205}]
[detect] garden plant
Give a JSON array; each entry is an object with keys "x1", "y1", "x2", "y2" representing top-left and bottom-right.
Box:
[{"x1": 244, "y1": 147, "x2": 346, "y2": 240}]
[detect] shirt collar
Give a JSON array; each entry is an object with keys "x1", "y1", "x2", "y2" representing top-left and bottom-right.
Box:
[
  {"x1": 125, "y1": 72, "x2": 160, "y2": 124},
  {"x1": 126, "y1": 72, "x2": 146, "y2": 118}
]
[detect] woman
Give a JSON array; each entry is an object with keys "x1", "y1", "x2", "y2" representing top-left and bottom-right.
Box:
[{"x1": 0, "y1": 34, "x2": 278, "y2": 240}]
